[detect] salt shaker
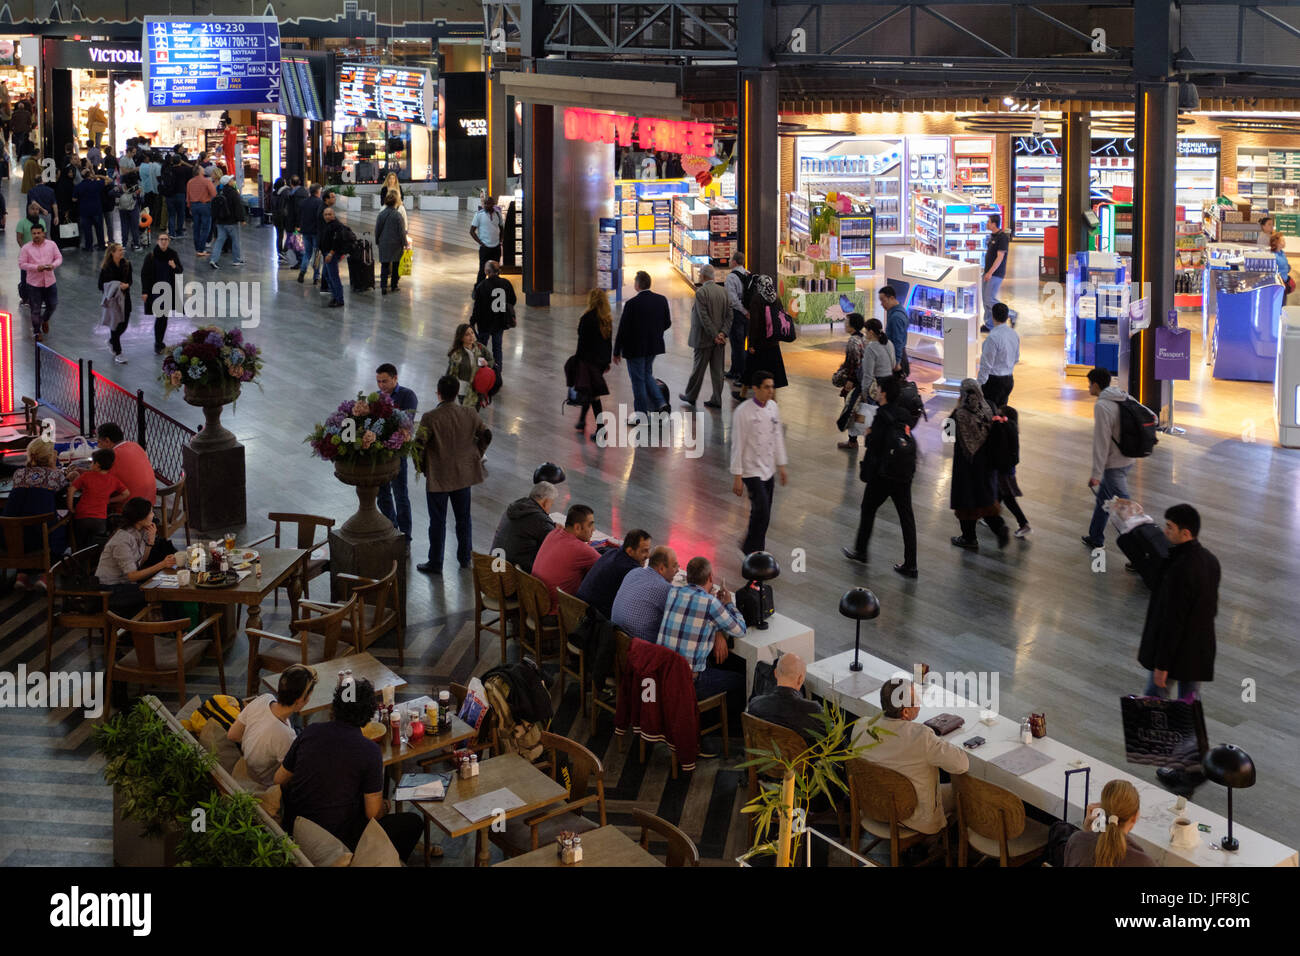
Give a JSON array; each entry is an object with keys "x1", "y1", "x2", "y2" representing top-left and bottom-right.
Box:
[
  {"x1": 470, "y1": 753, "x2": 479, "y2": 777},
  {"x1": 572, "y1": 835, "x2": 583, "y2": 863},
  {"x1": 1020, "y1": 718, "x2": 1033, "y2": 746}
]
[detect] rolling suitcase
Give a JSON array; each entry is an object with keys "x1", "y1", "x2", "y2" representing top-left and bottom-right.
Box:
[
  {"x1": 1117, "y1": 521, "x2": 1169, "y2": 589},
  {"x1": 348, "y1": 237, "x2": 375, "y2": 292}
]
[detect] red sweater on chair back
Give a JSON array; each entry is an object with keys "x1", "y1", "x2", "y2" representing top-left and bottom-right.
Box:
[{"x1": 615, "y1": 637, "x2": 701, "y2": 771}]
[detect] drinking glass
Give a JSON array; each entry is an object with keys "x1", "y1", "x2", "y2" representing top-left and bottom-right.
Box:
[{"x1": 224, "y1": 532, "x2": 237, "y2": 551}]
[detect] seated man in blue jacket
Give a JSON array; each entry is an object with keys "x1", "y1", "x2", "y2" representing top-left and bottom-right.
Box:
[{"x1": 576, "y1": 529, "x2": 651, "y2": 619}]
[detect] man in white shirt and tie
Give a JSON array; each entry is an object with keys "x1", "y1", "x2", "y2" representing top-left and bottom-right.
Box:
[
  {"x1": 978, "y1": 302, "x2": 1020, "y2": 408},
  {"x1": 730, "y1": 371, "x2": 788, "y2": 555}
]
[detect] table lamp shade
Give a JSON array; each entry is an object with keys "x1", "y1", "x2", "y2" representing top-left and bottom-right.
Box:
[
  {"x1": 1203, "y1": 744, "x2": 1256, "y2": 788},
  {"x1": 741, "y1": 551, "x2": 780, "y2": 581},
  {"x1": 839, "y1": 587, "x2": 880, "y2": 620},
  {"x1": 533, "y1": 462, "x2": 566, "y2": 485}
]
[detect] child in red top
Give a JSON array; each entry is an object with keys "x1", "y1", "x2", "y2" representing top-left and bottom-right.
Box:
[{"x1": 68, "y1": 448, "x2": 130, "y2": 544}]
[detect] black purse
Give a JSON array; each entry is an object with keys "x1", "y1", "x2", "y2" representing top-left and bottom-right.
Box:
[
  {"x1": 835, "y1": 386, "x2": 860, "y2": 433},
  {"x1": 1119, "y1": 694, "x2": 1208, "y2": 772}
]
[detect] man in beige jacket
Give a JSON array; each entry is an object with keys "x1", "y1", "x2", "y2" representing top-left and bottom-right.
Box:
[{"x1": 414, "y1": 375, "x2": 491, "y2": 575}]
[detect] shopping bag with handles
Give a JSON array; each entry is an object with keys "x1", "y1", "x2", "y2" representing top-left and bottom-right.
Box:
[{"x1": 398, "y1": 248, "x2": 413, "y2": 277}]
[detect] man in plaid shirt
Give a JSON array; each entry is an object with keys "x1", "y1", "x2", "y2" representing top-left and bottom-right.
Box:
[{"x1": 658, "y1": 556, "x2": 749, "y2": 731}]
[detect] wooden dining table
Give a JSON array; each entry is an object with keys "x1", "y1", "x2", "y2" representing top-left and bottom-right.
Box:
[
  {"x1": 412, "y1": 752, "x2": 568, "y2": 867},
  {"x1": 141, "y1": 546, "x2": 307, "y2": 634},
  {"x1": 493, "y1": 825, "x2": 665, "y2": 868}
]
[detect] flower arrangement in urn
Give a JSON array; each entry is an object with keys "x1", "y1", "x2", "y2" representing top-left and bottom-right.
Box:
[
  {"x1": 307, "y1": 391, "x2": 415, "y2": 464},
  {"x1": 160, "y1": 326, "x2": 262, "y2": 395}
]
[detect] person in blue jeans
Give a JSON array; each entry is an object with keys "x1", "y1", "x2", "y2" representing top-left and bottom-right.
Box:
[
  {"x1": 612, "y1": 270, "x2": 672, "y2": 421},
  {"x1": 1082, "y1": 366, "x2": 1137, "y2": 549},
  {"x1": 375, "y1": 364, "x2": 418, "y2": 542},
  {"x1": 981, "y1": 214, "x2": 1009, "y2": 330},
  {"x1": 319, "y1": 206, "x2": 346, "y2": 307},
  {"x1": 209, "y1": 175, "x2": 245, "y2": 269}
]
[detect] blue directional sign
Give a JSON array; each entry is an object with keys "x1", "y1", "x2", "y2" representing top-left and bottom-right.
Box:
[{"x1": 141, "y1": 17, "x2": 283, "y2": 111}]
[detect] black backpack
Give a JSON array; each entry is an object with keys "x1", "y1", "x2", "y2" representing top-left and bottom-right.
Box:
[
  {"x1": 875, "y1": 412, "x2": 917, "y2": 482},
  {"x1": 210, "y1": 188, "x2": 230, "y2": 221},
  {"x1": 336, "y1": 224, "x2": 358, "y2": 257},
  {"x1": 1113, "y1": 397, "x2": 1159, "y2": 458}
]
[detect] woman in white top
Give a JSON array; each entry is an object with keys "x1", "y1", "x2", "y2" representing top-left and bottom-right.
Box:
[{"x1": 861, "y1": 318, "x2": 896, "y2": 399}]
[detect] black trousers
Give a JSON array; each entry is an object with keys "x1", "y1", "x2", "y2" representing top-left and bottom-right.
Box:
[
  {"x1": 476, "y1": 243, "x2": 501, "y2": 286},
  {"x1": 741, "y1": 476, "x2": 775, "y2": 554},
  {"x1": 727, "y1": 308, "x2": 748, "y2": 379},
  {"x1": 981, "y1": 374, "x2": 1014, "y2": 409},
  {"x1": 959, "y1": 514, "x2": 1007, "y2": 541},
  {"x1": 853, "y1": 477, "x2": 918, "y2": 568},
  {"x1": 377, "y1": 812, "x2": 424, "y2": 862},
  {"x1": 1001, "y1": 493, "x2": 1028, "y2": 528}
]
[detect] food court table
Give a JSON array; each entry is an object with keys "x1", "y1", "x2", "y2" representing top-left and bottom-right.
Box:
[
  {"x1": 141, "y1": 547, "x2": 307, "y2": 634},
  {"x1": 412, "y1": 752, "x2": 568, "y2": 867},
  {"x1": 805, "y1": 647, "x2": 1299, "y2": 868},
  {"x1": 733, "y1": 612, "x2": 815, "y2": 698},
  {"x1": 494, "y1": 825, "x2": 664, "y2": 868},
  {"x1": 377, "y1": 695, "x2": 476, "y2": 771},
  {"x1": 260, "y1": 651, "x2": 405, "y2": 722}
]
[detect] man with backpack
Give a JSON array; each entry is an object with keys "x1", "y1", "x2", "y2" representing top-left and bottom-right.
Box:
[
  {"x1": 1082, "y1": 365, "x2": 1156, "y2": 550},
  {"x1": 842, "y1": 376, "x2": 919, "y2": 578},
  {"x1": 208, "y1": 174, "x2": 246, "y2": 269},
  {"x1": 319, "y1": 206, "x2": 353, "y2": 308},
  {"x1": 724, "y1": 252, "x2": 752, "y2": 386}
]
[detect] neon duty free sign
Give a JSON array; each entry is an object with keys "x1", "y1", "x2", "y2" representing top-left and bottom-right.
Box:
[{"x1": 141, "y1": 16, "x2": 282, "y2": 111}]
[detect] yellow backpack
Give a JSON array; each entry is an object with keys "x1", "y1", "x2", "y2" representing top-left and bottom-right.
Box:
[{"x1": 181, "y1": 694, "x2": 241, "y2": 735}]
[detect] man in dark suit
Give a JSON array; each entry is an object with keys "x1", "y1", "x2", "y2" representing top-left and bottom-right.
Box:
[
  {"x1": 746, "y1": 653, "x2": 821, "y2": 744},
  {"x1": 1139, "y1": 503, "x2": 1219, "y2": 791},
  {"x1": 612, "y1": 270, "x2": 672, "y2": 421}
]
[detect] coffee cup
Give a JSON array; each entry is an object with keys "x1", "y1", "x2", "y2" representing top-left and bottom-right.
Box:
[
  {"x1": 1170, "y1": 817, "x2": 1199, "y2": 848},
  {"x1": 176, "y1": 569, "x2": 191, "y2": 587}
]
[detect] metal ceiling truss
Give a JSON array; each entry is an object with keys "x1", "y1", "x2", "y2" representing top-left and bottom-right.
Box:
[
  {"x1": 1175, "y1": 1, "x2": 1300, "y2": 80},
  {"x1": 772, "y1": 0, "x2": 1129, "y2": 73},
  {"x1": 483, "y1": 2, "x2": 526, "y2": 53},
  {"x1": 542, "y1": 2, "x2": 739, "y2": 57}
]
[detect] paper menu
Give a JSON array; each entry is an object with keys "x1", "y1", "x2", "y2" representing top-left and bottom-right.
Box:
[
  {"x1": 988, "y1": 745, "x2": 1054, "y2": 777},
  {"x1": 454, "y1": 787, "x2": 524, "y2": 824}
]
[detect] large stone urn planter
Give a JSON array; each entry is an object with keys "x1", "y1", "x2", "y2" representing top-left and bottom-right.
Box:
[
  {"x1": 333, "y1": 457, "x2": 401, "y2": 539},
  {"x1": 182, "y1": 379, "x2": 246, "y2": 530},
  {"x1": 183, "y1": 379, "x2": 241, "y2": 451},
  {"x1": 329, "y1": 456, "x2": 407, "y2": 618}
]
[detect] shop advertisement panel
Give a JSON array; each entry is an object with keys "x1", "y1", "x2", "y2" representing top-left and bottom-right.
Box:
[
  {"x1": 141, "y1": 17, "x2": 284, "y2": 111},
  {"x1": 1011, "y1": 136, "x2": 1221, "y2": 239},
  {"x1": 337, "y1": 63, "x2": 434, "y2": 126}
]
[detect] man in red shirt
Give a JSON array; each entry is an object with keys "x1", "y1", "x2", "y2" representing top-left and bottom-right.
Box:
[
  {"x1": 530, "y1": 504, "x2": 600, "y2": 613},
  {"x1": 95, "y1": 422, "x2": 157, "y2": 512}
]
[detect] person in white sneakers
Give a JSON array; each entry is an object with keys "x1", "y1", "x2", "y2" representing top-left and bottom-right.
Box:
[{"x1": 731, "y1": 370, "x2": 788, "y2": 555}]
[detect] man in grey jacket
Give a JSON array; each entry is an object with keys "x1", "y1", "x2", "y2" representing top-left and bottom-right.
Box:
[
  {"x1": 724, "y1": 253, "x2": 751, "y2": 384},
  {"x1": 680, "y1": 263, "x2": 730, "y2": 409},
  {"x1": 1082, "y1": 366, "x2": 1136, "y2": 549},
  {"x1": 490, "y1": 481, "x2": 558, "y2": 573}
]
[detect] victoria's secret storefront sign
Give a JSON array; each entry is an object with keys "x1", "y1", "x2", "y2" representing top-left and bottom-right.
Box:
[{"x1": 563, "y1": 108, "x2": 714, "y2": 154}]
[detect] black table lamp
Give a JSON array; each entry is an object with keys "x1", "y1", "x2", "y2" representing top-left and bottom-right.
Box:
[
  {"x1": 1202, "y1": 744, "x2": 1256, "y2": 852},
  {"x1": 839, "y1": 588, "x2": 880, "y2": 672},
  {"x1": 533, "y1": 462, "x2": 566, "y2": 485},
  {"x1": 738, "y1": 551, "x2": 780, "y2": 629}
]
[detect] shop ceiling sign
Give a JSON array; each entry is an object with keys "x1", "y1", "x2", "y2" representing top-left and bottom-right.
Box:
[
  {"x1": 563, "y1": 108, "x2": 714, "y2": 155},
  {"x1": 1014, "y1": 136, "x2": 1220, "y2": 157},
  {"x1": 141, "y1": 16, "x2": 284, "y2": 111},
  {"x1": 41, "y1": 40, "x2": 142, "y2": 71}
]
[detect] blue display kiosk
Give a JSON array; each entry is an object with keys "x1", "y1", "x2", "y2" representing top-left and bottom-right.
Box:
[{"x1": 1066, "y1": 251, "x2": 1130, "y2": 373}]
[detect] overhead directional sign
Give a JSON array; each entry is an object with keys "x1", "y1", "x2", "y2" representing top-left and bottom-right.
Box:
[{"x1": 142, "y1": 16, "x2": 283, "y2": 111}]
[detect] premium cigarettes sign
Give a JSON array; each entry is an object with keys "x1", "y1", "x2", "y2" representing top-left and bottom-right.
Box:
[{"x1": 563, "y1": 108, "x2": 714, "y2": 155}]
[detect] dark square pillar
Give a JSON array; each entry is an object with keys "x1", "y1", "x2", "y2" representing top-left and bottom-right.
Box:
[
  {"x1": 523, "y1": 102, "x2": 553, "y2": 307},
  {"x1": 1133, "y1": 82, "x2": 1179, "y2": 419},
  {"x1": 1058, "y1": 112, "x2": 1091, "y2": 282},
  {"x1": 739, "y1": 70, "x2": 779, "y2": 281}
]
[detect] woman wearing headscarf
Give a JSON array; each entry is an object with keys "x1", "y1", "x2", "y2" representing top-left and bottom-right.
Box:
[
  {"x1": 740, "y1": 273, "x2": 788, "y2": 399},
  {"x1": 948, "y1": 378, "x2": 1010, "y2": 550}
]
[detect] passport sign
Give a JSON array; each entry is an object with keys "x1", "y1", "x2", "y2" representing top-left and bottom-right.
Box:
[{"x1": 142, "y1": 17, "x2": 282, "y2": 111}]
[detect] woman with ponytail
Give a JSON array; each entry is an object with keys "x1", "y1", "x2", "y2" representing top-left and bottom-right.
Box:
[{"x1": 1064, "y1": 780, "x2": 1155, "y2": 866}]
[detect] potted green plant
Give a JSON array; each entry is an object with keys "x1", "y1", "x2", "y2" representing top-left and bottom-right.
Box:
[
  {"x1": 177, "y1": 790, "x2": 298, "y2": 867},
  {"x1": 737, "y1": 700, "x2": 890, "y2": 867},
  {"x1": 96, "y1": 700, "x2": 216, "y2": 866}
]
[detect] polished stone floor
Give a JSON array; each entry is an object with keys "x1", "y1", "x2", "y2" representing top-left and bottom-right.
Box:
[{"x1": 2, "y1": 176, "x2": 1298, "y2": 864}]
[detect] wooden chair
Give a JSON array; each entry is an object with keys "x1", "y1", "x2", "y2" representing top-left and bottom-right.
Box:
[
  {"x1": 491, "y1": 731, "x2": 607, "y2": 855},
  {"x1": 847, "y1": 758, "x2": 949, "y2": 867},
  {"x1": 470, "y1": 551, "x2": 520, "y2": 663},
  {"x1": 324, "y1": 561, "x2": 403, "y2": 664},
  {"x1": 953, "y1": 773, "x2": 1050, "y2": 867},
  {"x1": 155, "y1": 473, "x2": 190, "y2": 546},
  {"x1": 633, "y1": 808, "x2": 700, "y2": 867},
  {"x1": 105, "y1": 611, "x2": 226, "y2": 717},
  {"x1": 0, "y1": 512, "x2": 69, "y2": 592},
  {"x1": 554, "y1": 588, "x2": 589, "y2": 716},
  {"x1": 593, "y1": 628, "x2": 632, "y2": 736},
  {"x1": 513, "y1": 565, "x2": 561, "y2": 667},
  {"x1": 44, "y1": 545, "x2": 111, "y2": 673},
  {"x1": 248, "y1": 512, "x2": 334, "y2": 601},
  {"x1": 740, "y1": 712, "x2": 811, "y2": 842},
  {"x1": 244, "y1": 595, "x2": 358, "y2": 698}
]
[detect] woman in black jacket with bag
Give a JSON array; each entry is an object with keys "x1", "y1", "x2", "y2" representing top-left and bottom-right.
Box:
[
  {"x1": 570, "y1": 288, "x2": 613, "y2": 443},
  {"x1": 740, "y1": 273, "x2": 788, "y2": 398},
  {"x1": 948, "y1": 378, "x2": 1010, "y2": 551},
  {"x1": 99, "y1": 243, "x2": 132, "y2": 361}
]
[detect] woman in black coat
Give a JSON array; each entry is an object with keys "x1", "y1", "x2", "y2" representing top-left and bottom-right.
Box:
[
  {"x1": 948, "y1": 378, "x2": 1009, "y2": 550},
  {"x1": 55, "y1": 164, "x2": 77, "y2": 236},
  {"x1": 571, "y1": 288, "x2": 613, "y2": 442},
  {"x1": 742, "y1": 273, "x2": 789, "y2": 396},
  {"x1": 99, "y1": 243, "x2": 133, "y2": 360},
  {"x1": 141, "y1": 234, "x2": 184, "y2": 354}
]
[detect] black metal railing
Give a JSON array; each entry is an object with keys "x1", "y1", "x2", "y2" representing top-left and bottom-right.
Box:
[
  {"x1": 33, "y1": 344, "x2": 196, "y2": 485},
  {"x1": 34, "y1": 343, "x2": 83, "y2": 430}
]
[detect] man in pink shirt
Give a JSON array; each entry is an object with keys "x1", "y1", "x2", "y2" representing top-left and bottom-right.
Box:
[
  {"x1": 530, "y1": 504, "x2": 601, "y2": 613},
  {"x1": 18, "y1": 221, "x2": 61, "y2": 340},
  {"x1": 95, "y1": 421, "x2": 157, "y2": 512}
]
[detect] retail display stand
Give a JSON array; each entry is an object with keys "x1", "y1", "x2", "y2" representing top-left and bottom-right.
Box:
[
  {"x1": 1201, "y1": 241, "x2": 1259, "y2": 366},
  {"x1": 1236, "y1": 147, "x2": 1300, "y2": 233},
  {"x1": 911, "y1": 191, "x2": 1002, "y2": 266},
  {"x1": 1093, "y1": 202, "x2": 1133, "y2": 255},
  {"x1": 882, "y1": 251, "x2": 980, "y2": 392},
  {"x1": 1065, "y1": 251, "x2": 1130, "y2": 375},
  {"x1": 597, "y1": 218, "x2": 624, "y2": 304},
  {"x1": 778, "y1": 238, "x2": 867, "y2": 327},
  {"x1": 501, "y1": 187, "x2": 524, "y2": 274},
  {"x1": 1174, "y1": 210, "x2": 1206, "y2": 310},
  {"x1": 670, "y1": 195, "x2": 737, "y2": 284},
  {"x1": 615, "y1": 179, "x2": 689, "y2": 252},
  {"x1": 795, "y1": 138, "x2": 905, "y2": 239},
  {"x1": 787, "y1": 193, "x2": 875, "y2": 271},
  {"x1": 952, "y1": 137, "x2": 995, "y2": 202}
]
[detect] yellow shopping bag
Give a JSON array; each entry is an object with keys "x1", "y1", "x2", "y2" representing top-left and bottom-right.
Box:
[{"x1": 398, "y1": 248, "x2": 413, "y2": 277}]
